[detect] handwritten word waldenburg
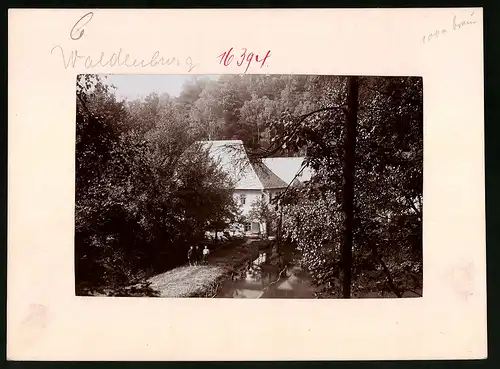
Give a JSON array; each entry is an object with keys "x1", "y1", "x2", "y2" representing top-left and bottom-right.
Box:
[
  {"x1": 51, "y1": 46, "x2": 198, "y2": 71},
  {"x1": 50, "y1": 11, "x2": 198, "y2": 72}
]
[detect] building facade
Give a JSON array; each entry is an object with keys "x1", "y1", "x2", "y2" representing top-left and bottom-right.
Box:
[{"x1": 198, "y1": 140, "x2": 311, "y2": 237}]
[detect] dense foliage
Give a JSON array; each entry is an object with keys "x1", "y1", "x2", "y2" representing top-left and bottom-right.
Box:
[
  {"x1": 75, "y1": 75, "x2": 238, "y2": 295},
  {"x1": 274, "y1": 76, "x2": 423, "y2": 297}
]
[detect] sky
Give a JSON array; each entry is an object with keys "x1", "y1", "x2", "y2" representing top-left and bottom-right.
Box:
[{"x1": 103, "y1": 74, "x2": 219, "y2": 101}]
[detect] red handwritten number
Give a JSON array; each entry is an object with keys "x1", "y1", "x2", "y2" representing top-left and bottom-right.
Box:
[
  {"x1": 217, "y1": 51, "x2": 225, "y2": 64},
  {"x1": 243, "y1": 52, "x2": 254, "y2": 73},
  {"x1": 255, "y1": 50, "x2": 271, "y2": 68},
  {"x1": 218, "y1": 48, "x2": 271, "y2": 72},
  {"x1": 217, "y1": 47, "x2": 234, "y2": 66},
  {"x1": 237, "y1": 48, "x2": 247, "y2": 67}
]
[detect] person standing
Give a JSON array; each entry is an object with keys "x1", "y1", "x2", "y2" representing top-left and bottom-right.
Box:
[
  {"x1": 187, "y1": 246, "x2": 194, "y2": 266},
  {"x1": 202, "y1": 246, "x2": 210, "y2": 265},
  {"x1": 194, "y1": 246, "x2": 200, "y2": 266}
]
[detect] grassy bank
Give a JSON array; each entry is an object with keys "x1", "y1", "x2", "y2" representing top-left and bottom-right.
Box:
[{"x1": 148, "y1": 238, "x2": 270, "y2": 297}]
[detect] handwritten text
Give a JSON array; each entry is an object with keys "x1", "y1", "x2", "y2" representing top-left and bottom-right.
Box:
[
  {"x1": 50, "y1": 11, "x2": 198, "y2": 72},
  {"x1": 217, "y1": 47, "x2": 271, "y2": 73},
  {"x1": 51, "y1": 46, "x2": 198, "y2": 71},
  {"x1": 422, "y1": 12, "x2": 477, "y2": 45},
  {"x1": 70, "y1": 12, "x2": 94, "y2": 40}
]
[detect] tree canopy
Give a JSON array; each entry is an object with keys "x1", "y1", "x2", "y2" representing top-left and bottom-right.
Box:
[
  {"x1": 271, "y1": 76, "x2": 423, "y2": 297},
  {"x1": 75, "y1": 75, "x2": 238, "y2": 295}
]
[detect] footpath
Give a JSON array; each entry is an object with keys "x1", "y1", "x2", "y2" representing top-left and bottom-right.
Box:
[{"x1": 147, "y1": 238, "x2": 267, "y2": 297}]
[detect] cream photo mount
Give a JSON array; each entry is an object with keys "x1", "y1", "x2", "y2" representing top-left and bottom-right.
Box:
[{"x1": 7, "y1": 8, "x2": 486, "y2": 361}]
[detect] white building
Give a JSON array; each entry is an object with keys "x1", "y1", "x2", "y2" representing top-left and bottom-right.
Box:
[{"x1": 198, "y1": 140, "x2": 311, "y2": 236}]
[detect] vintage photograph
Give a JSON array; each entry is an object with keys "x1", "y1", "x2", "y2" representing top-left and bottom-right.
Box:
[{"x1": 75, "y1": 74, "x2": 423, "y2": 299}]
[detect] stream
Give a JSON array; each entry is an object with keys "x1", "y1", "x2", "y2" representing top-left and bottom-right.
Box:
[{"x1": 215, "y1": 249, "x2": 316, "y2": 298}]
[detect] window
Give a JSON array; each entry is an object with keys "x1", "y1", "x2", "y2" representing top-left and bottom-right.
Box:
[{"x1": 239, "y1": 194, "x2": 246, "y2": 205}]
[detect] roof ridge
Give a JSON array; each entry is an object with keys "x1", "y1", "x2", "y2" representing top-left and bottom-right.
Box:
[
  {"x1": 251, "y1": 160, "x2": 288, "y2": 189},
  {"x1": 247, "y1": 157, "x2": 264, "y2": 191}
]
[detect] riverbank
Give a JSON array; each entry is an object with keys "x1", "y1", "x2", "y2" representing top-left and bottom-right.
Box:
[{"x1": 147, "y1": 238, "x2": 270, "y2": 297}]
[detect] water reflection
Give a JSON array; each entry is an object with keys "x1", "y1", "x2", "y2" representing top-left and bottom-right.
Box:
[{"x1": 216, "y1": 251, "x2": 315, "y2": 299}]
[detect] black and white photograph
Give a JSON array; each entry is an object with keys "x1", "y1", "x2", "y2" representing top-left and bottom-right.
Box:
[
  {"x1": 75, "y1": 74, "x2": 423, "y2": 299},
  {"x1": 9, "y1": 7, "x2": 487, "y2": 362}
]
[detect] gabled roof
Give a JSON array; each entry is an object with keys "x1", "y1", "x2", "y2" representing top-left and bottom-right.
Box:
[
  {"x1": 252, "y1": 161, "x2": 288, "y2": 190},
  {"x1": 197, "y1": 140, "x2": 288, "y2": 190},
  {"x1": 262, "y1": 157, "x2": 312, "y2": 185}
]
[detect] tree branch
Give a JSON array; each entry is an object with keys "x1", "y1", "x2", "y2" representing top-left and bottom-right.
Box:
[
  {"x1": 405, "y1": 195, "x2": 422, "y2": 221},
  {"x1": 299, "y1": 106, "x2": 348, "y2": 122},
  {"x1": 365, "y1": 85, "x2": 422, "y2": 107},
  {"x1": 247, "y1": 105, "x2": 347, "y2": 160},
  {"x1": 282, "y1": 162, "x2": 308, "y2": 197},
  {"x1": 257, "y1": 266, "x2": 287, "y2": 298},
  {"x1": 371, "y1": 246, "x2": 403, "y2": 298}
]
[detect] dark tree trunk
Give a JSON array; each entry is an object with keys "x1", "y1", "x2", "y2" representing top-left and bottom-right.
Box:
[
  {"x1": 341, "y1": 76, "x2": 359, "y2": 298},
  {"x1": 276, "y1": 207, "x2": 283, "y2": 254}
]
